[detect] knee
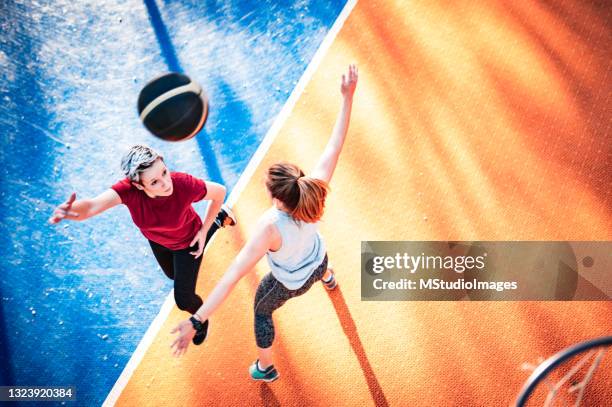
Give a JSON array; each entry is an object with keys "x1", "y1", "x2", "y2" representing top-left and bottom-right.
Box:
[
  {"x1": 174, "y1": 292, "x2": 200, "y2": 313},
  {"x1": 254, "y1": 306, "x2": 273, "y2": 320},
  {"x1": 175, "y1": 301, "x2": 190, "y2": 312},
  {"x1": 256, "y1": 336, "x2": 274, "y2": 349},
  {"x1": 254, "y1": 311, "x2": 271, "y2": 323}
]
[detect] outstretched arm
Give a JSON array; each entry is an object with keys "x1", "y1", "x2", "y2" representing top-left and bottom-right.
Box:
[
  {"x1": 170, "y1": 219, "x2": 276, "y2": 356},
  {"x1": 311, "y1": 64, "x2": 358, "y2": 184},
  {"x1": 48, "y1": 190, "x2": 121, "y2": 224},
  {"x1": 195, "y1": 221, "x2": 271, "y2": 321}
]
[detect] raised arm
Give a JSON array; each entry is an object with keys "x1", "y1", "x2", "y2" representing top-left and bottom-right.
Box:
[
  {"x1": 171, "y1": 218, "x2": 276, "y2": 356},
  {"x1": 48, "y1": 189, "x2": 121, "y2": 224},
  {"x1": 311, "y1": 64, "x2": 358, "y2": 184}
]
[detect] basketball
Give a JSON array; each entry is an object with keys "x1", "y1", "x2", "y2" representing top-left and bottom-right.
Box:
[{"x1": 137, "y1": 72, "x2": 208, "y2": 142}]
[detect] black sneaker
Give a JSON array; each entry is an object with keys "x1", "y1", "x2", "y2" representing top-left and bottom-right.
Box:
[
  {"x1": 214, "y1": 204, "x2": 237, "y2": 228},
  {"x1": 190, "y1": 318, "x2": 209, "y2": 345}
]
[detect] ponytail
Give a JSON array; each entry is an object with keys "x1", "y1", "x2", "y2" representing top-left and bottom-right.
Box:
[
  {"x1": 293, "y1": 177, "x2": 329, "y2": 222},
  {"x1": 266, "y1": 162, "x2": 329, "y2": 223}
]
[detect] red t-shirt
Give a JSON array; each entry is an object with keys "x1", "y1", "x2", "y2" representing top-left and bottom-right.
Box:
[{"x1": 111, "y1": 172, "x2": 208, "y2": 250}]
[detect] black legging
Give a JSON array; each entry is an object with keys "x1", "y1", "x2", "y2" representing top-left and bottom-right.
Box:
[
  {"x1": 148, "y1": 223, "x2": 219, "y2": 314},
  {"x1": 253, "y1": 255, "x2": 328, "y2": 348}
]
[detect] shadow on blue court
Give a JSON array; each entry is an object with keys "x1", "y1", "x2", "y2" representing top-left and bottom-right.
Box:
[
  {"x1": 143, "y1": 0, "x2": 182, "y2": 73},
  {"x1": 143, "y1": 0, "x2": 225, "y2": 184}
]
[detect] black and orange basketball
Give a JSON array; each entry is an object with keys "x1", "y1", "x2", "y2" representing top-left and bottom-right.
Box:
[{"x1": 137, "y1": 72, "x2": 208, "y2": 142}]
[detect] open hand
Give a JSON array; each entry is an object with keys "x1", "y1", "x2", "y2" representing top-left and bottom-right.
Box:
[
  {"x1": 340, "y1": 64, "x2": 358, "y2": 98},
  {"x1": 170, "y1": 319, "x2": 196, "y2": 357},
  {"x1": 49, "y1": 193, "x2": 78, "y2": 224}
]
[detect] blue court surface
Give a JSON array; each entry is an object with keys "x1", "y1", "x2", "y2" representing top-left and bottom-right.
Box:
[{"x1": 0, "y1": 1, "x2": 346, "y2": 405}]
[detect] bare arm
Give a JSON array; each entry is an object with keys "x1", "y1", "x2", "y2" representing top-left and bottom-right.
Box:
[
  {"x1": 194, "y1": 220, "x2": 272, "y2": 321},
  {"x1": 49, "y1": 189, "x2": 121, "y2": 224},
  {"x1": 311, "y1": 64, "x2": 358, "y2": 184},
  {"x1": 170, "y1": 218, "x2": 275, "y2": 356},
  {"x1": 189, "y1": 181, "x2": 226, "y2": 258}
]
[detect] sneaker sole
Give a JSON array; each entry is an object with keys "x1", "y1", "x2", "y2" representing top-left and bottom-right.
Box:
[
  {"x1": 249, "y1": 362, "x2": 280, "y2": 382},
  {"x1": 252, "y1": 373, "x2": 280, "y2": 383}
]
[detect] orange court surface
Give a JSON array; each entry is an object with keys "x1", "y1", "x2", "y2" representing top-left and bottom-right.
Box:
[{"x1": 111, "y1": 0, "x2": 611, "y2": 405}]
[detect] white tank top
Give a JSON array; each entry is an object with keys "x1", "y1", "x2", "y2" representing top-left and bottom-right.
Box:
[{"x1": 264, "y1": 207, "x2": 326, "y2": 290}]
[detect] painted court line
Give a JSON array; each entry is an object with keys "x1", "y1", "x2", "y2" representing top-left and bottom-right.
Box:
[
  {"x1": 227, "y1": 0, "x2": 358, "y2": 208},
  {"x1": 102, "y1": 1, "x2": 357, "y2": 405}
]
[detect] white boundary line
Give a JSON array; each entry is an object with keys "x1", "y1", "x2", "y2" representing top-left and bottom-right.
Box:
[{"x1": 102, "y1": 1, "x2": 356, "y2": 405}]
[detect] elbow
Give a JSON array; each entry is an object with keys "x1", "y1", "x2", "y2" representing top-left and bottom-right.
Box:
[{"x1": 217, "y1": 185, "x2": 227, "y2": 203}]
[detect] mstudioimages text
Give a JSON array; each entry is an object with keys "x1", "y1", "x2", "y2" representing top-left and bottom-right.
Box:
[
  {"x1": 370, "y1": 252, "x2": 487, "y2": 274},
  {"x1": 373, "y1": 278, "x2": 518, "y2": 292}
]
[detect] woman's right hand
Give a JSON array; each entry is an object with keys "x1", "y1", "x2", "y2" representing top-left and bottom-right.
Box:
[
  {"x1": 49, "y1": 193, "x2": 79, "y2": 224},
  {"x1": 170, "y1": 319, "x2": 196, "y2": 357},
  {"x1": 340, "y1": 64, "x2": 358, "y2": 99}
]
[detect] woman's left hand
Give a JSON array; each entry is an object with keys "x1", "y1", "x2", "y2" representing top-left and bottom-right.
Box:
[
  {"x1": 340, "y1": 64, "x2": 358, "y2": 98},
  {"x1": 189, "y1": 228, "x2": 207, "y2": 258},
  {"x1": 170, "y1": 320, "x2": 196, "y2": 357}
]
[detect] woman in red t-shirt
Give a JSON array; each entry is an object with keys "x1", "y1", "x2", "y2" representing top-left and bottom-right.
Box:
[{"x1": 49, "y1": 145, "x2": 235, "y2": 345}]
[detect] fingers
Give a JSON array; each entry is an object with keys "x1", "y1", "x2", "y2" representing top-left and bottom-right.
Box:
[
  {"x1": 341, "y1": 65, "x2": 358, "y2": 93},
  {"x1": 190, "y1": 239, "x2": 203, "y2": 258},
  {"x1": 171, "y1": 339, "x2": 189, "y2": 357},
  {"x1": 190, "y1": 248, "x2": 203, "y2": 258},
  {"x1": 60, "y1": 193, "x2": 77, "y2": 210},
  {"x1": 57, "y1": 204, "x2": 79, "y2": 216},
  {"x1": 170, "y1": 333, "x2": 185, "y2": 357},
  {"x1": 348, "y1": 64, "x2": 358, "y2": 83},
  {"x1": 170, "y1": 326, "x2": 178, "y2": 334},
  {"x1": 50, "y1": 208, "x2": 79, "y2": 223},
  {"x1": 50, "y1": 193, "x2": 79, "y2": 225},
  {"x1": 49, "y1": 211, "x2": 66, "y2": 224}
]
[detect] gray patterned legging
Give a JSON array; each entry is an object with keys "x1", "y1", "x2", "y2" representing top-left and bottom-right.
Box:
[{"x1": 253, "y1": 255, "x2": 328, "y2": 348}]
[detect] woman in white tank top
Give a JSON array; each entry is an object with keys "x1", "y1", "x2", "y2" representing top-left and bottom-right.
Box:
[{"x1": 172, "y1": 65, "x2": 358, "y2": 382}]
